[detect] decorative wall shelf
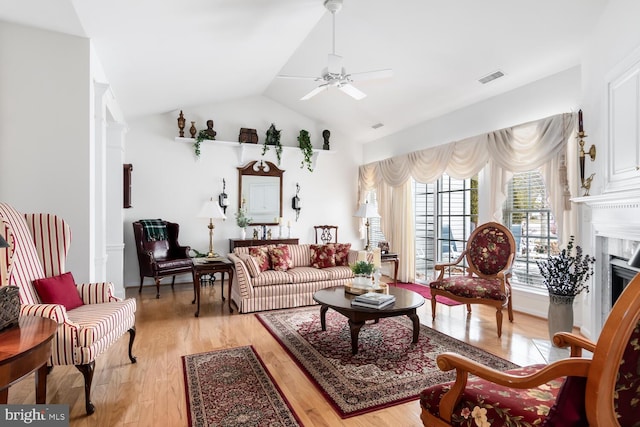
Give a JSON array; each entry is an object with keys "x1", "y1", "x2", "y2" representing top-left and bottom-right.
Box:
[{"x1": 175, "y1": 137, "x2": 335, "y2": 168}]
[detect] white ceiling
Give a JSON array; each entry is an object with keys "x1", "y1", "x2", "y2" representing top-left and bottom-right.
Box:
[{"x1": 0, "y1": 0, "x2": 609, "y2": 144}]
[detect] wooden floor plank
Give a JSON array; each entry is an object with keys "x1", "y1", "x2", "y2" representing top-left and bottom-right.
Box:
[{"x1": 6, "y1": 280, "x2": 555, "y2": 426}]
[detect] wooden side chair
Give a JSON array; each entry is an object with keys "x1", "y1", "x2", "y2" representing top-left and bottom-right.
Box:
[
  {"x1": 429, "y1": 222, "x2": 516, "y2": 337},
  {"x1": 420, "y1": 272, "x2": 640, "y2": 427},
  {"x1": 314, "y1": 225, "x2": 338, "y2": 244},
  {"x1": 0, "y1": 203, "x2": 137, "y2": 415}
]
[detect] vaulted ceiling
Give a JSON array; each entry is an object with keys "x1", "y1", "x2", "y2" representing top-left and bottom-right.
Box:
[{"x1": 0, "y1": 0, "x2": 609, "y2": 143}]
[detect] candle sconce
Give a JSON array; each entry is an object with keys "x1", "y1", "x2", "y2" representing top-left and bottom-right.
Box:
[
  {"x1": 291, "y1": 183, "x2": 301, "y2": 221},
  {"x1": 577, "y1": 110, "x2": 596, "y2": 196},
  {"x1": 218, "y1": 178, "x2": 229, "y2": 215}
]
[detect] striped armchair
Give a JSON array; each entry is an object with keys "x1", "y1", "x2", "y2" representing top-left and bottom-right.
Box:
[{"x1": 0, "y1": 203, "x2": 137, "y2": 415}]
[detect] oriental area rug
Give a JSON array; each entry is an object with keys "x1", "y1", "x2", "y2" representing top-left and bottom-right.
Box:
[
  {"x1": 182, "y1": 345, "x2": 301, "y2": 427},
  {"x1": 257, "y1": 307, "x2": 517, "y2": 418}
]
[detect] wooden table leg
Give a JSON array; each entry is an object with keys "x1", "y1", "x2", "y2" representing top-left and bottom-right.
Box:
[
  {"x1": 348, "y1": 319, "x2": 365, "y2": 355},
  {"x1": 393, "y1": 259, "x2": 399, "y2": 285},
  {"x1": 227, "y1": 268, "x2": 234, "y2": 313},
  {"x1": 408, "y1": 310, "x2": 420, "y2": 343},
  {"x1": 220, "y1": 272, "x2": 226, "y2": 301},
  {"x1": 194, "y1": 272, "x2": 201, "y2": 317},
  {"x1": 319, "y1": 305, "x2": 328, "y2": 331},
  {"x1": 35, "y1": 362, "x2": 48, "y2": 404}
]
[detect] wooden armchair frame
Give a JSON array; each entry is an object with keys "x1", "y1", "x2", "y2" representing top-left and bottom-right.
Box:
[
  {"x1": 430, "y1": 222, "x2": 516, "y2": 337},
  {"x1": 421, "y1": 273, "x2": 640, "y2": 427}
]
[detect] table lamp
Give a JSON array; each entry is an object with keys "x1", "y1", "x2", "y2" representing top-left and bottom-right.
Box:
[
  {"x1": 353, "y1": 200, "x2": 380, "y2": 251},
  {"x1": 198, "y1": 198, "x2": 226, "y2": 258}
]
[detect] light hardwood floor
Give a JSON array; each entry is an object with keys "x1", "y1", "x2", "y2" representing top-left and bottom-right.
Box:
[{"x1": 8, "y1": 280, "x2": 559, "y2": 427}]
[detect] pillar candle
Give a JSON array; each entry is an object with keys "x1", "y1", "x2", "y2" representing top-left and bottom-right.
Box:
[
  {"x1": 373, "y1": 248, "x2": 382, "y2": 269},
  {"x1": 578, "y1": 109, "x2": 583, "y2": 133},
  {"x1": 357, "y1": 250, "x2": 367, "y2": 262}
]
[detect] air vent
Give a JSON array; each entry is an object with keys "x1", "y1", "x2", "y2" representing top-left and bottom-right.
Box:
[
  {"x1": 478, "y1": 70, "x2": 505, "y2": 84},
  {"x1": 372, "y1": 123, "x2": 384, "y2": 129}
]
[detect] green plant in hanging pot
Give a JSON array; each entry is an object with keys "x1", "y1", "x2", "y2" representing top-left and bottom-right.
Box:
[
  {"x1": 297, "y1": 129, "x2": 314, "y2": 172},
  {"x1": 262, "y1": 123, "x2": 283, "y2": 165},
  {"x1": 536, "y1": 235, "x2": 595, "y2": 343}
]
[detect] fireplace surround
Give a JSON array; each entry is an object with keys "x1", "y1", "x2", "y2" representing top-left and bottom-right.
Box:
[{"x1": 573, "y1": 189, "x2": 640, "y2": 339}]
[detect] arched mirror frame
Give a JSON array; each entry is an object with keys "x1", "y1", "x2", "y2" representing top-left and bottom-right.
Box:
[{"x1": 238, "y1": 160, "x2": 284, "y2": 226}]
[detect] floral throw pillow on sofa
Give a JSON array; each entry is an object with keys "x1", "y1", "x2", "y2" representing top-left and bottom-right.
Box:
[
  {"x1": 334, "y1": 243, "x2": 351, "y2": 266},
  {"x1": 310, "y1": 244, "x2": 336, "y2": 268},
  {"x1": 249, "y1": 246, "x2": 270, "y2": 272},
  {"x1": 268, "y1": 245, "x2": 293, "y2": 271}
]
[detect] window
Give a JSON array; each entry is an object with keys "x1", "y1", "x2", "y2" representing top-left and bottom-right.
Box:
[
  {"x1": 414, "y1": 174, "x2": 477, "y2": 283},
  {"x1": 503, "y1": 170, "x2": 558, "y2": 290}
]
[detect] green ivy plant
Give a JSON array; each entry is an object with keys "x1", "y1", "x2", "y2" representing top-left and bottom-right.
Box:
[
  {"x1": 262, "y1": 123, "x2": 283, "y2": 165},
  {"x1": 297, "y1": 129, "x2": 314, "y2": 172},
  {"x1": 351, "y1": 261, "x2": 375, "y2": 276},
  {"x1": 194, "y1": 130, "x2": 215, "y2": 158}
]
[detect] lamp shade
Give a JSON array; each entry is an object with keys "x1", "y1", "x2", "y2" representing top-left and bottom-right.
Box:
[
  {"x1": 0, "y1": 235, "x2": 8, "y2": 248},
  {"x1": 353, "y1": 201, "x2": 380, "y2": 219},
  {"x1": 628, "y1": 245, "x2": 640, "y2": 269},
  {"x1": 198, "y1": 199, "x2": 226, "y2": 220}
]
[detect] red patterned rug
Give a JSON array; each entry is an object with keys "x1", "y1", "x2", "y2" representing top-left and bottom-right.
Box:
[
  {"x1": 257, "y1": 307, "x2": 517, "y2": 418},
  {"x1": 395, "y1": 282, "x2": 462, "y2": 306},
  {"x1": 182, "y1": 345, "x2": 301, "y2": 427}
]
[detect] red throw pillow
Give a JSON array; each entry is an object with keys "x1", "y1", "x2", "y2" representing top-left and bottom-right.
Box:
[
  {"x1": 268, "y1": 245, "x2": 293, "y2": 271},
  {"x1": 33, "y1": 271, "x2": 84, "y2": 310},
  {"x1": 310, "y1": 244, "x2": 336, "y2": 268},
  {"x1": 249, "y1": 246, "x2": 270, "y2": 272},
  {"x1": 333, "y1": 243, "x2": 352, "y2": 266}
]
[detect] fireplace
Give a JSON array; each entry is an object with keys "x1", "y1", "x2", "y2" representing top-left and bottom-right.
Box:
[{"x1": 574, "y1": 190, "x2": 640, "y2": 339}]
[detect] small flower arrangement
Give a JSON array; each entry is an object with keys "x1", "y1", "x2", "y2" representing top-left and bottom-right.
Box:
[
  {"x1": 536, "y1": 236, "x2": 596, "y2": 297},
  {"x1": 234, "y1": 204, "x2": 252, "y2": 228},
  {"x1": 351, "y1": 261, "x2": 375, "y2": 276}
]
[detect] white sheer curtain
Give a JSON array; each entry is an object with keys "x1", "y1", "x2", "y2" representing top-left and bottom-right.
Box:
[{"x1": 358, "y1": 112, "x2": 577, "y2": 283}]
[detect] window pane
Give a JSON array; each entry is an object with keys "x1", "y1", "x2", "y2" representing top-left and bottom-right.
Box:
[{"x1": 503, "y1": 170, "x2": 558, "y2": 289}]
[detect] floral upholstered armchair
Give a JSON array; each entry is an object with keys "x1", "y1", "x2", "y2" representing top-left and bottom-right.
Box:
[
  {"x1": 0, "y1": 203, "x2": 137, "y2": 415},
  {"x1": 420, "y1": 272, "x2": 640, "y2": 427},
  {"x1": 429, "y1": 222, "x2": 516, "y2": 337}
]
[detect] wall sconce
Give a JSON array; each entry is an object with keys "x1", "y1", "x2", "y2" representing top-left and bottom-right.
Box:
[
  {"x1": 292, "y1": 183, "x2": 301, "y2": 221},
  {"x1": 218, "y1": 178, "x2": 229, "y2": 215},
  {"x1": 577, "y1": 109, "x2": 596, "y2": 196}
]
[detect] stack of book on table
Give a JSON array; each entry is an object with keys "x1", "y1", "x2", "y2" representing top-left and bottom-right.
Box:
[{"x1": 351, "y1": 292, "x2": 396, "y2": 309}]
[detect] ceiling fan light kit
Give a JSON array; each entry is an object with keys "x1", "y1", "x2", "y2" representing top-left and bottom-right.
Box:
[{"x1": 277, "y1": 0, "x2": 392, "y2": 101}]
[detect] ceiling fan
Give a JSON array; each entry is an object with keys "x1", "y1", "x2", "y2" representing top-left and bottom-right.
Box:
[{"x1": 277, "y1": 0, "x2": 392, "y2": 101}]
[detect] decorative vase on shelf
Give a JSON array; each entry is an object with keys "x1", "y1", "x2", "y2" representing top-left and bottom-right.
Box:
[
  {"x1": 240, "y1": 227, "x2": 246, "y2": 240},
  {"x1": 547, "y1": 294, "x2": 575, "y2": 344}
]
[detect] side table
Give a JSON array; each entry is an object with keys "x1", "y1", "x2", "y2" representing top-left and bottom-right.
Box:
[
  {"x1": 192, "y1": 257, "x2": 234, "y2": 317},
  {"x1": 0, "y1": 316, "x2": 57, "y2": 404},
  {"x1": 381, "y1": 252, "x2": 399, "y2": 285}
]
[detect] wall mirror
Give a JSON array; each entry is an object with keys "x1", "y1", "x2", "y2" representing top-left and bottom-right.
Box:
[{"x1": 238, "y1": 160, "x2": 283, "y2": 226}]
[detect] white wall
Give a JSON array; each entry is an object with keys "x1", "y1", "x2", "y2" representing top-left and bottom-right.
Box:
[
  {"x1": 0, "y1": 21, "x2": 94, "y2": 282},
  {"x1": 123, "y1": 95, "x2": 363, "y2": 288}
]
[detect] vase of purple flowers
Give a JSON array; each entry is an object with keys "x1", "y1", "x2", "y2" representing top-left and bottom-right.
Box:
[{"x1": 536, "y1": 236, "x2": 595, "y2": 343}]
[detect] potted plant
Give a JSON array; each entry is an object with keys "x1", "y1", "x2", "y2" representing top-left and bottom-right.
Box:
[
  {"x1": 351, "y1": 260, "x2": 375, "y2": 288},
  {"x1": 234, "y1": 203, "x2": 253, "y2": 239},
  {"x1": 262, "y1": 123, "x2": 283, "y2": 165},
  {"x1": 297, "y1": 129, "x2": 314, "y2": 172},
  {"x1": 536, "y1": 235, "x2": 595, "y2": 342}
]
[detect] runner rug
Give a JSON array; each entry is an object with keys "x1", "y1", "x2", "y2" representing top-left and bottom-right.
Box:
[
  {"x1": 395, "y1": 282, "x2": 462, "y2": 306},
  {"x1": 256, "y1": 307, "x2": 517, "y2": 418},
  {"x1": 182, "y1": 345, "x2": 301, "y2": 427}
]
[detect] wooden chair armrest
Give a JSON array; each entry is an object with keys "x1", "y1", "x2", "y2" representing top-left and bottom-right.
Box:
[
  {"x1": 435, "y1": 352, "x2": 591, "y2": 422},
  {"x1": 553, "y1": 332, "x2": 596, "y2": 356},
  {"x1": 433, "y1": 251, "x2": 467, "y2": 280}
]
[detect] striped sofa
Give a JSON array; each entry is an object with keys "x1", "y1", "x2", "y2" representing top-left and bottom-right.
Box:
[
  {"x1": 0, "y1": 203, "x2": 137, "y2": 415},
  {"x1": 228, "y1": 244, "x2": 357, "y2": 313}
]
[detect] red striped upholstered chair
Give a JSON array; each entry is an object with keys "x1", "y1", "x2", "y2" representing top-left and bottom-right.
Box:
[{"x1": 0, "y1": 203, "x2": 137, "y2": 415}]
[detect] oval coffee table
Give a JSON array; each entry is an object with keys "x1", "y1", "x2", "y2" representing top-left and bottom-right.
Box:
[{"x1": 313, "y1": 285, "x2": 425, "y2": 355}]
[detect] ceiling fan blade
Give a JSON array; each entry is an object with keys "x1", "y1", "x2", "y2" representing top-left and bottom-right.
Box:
[
  {"x1": 348, "y1": 68, "x2": 393, "y2": 81},
  {"x1": 300, "y1": 85, "x2": 328, "y2": 101},
  {"x1": 338, "y1": 83, "x2": 366, "y2": 100},
  {"x1": 327, "y1": 53, "x2": 342, "y2": 75},
  {"x1": 277, "y1": 74, "x2": 321, "y2": 81}
]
